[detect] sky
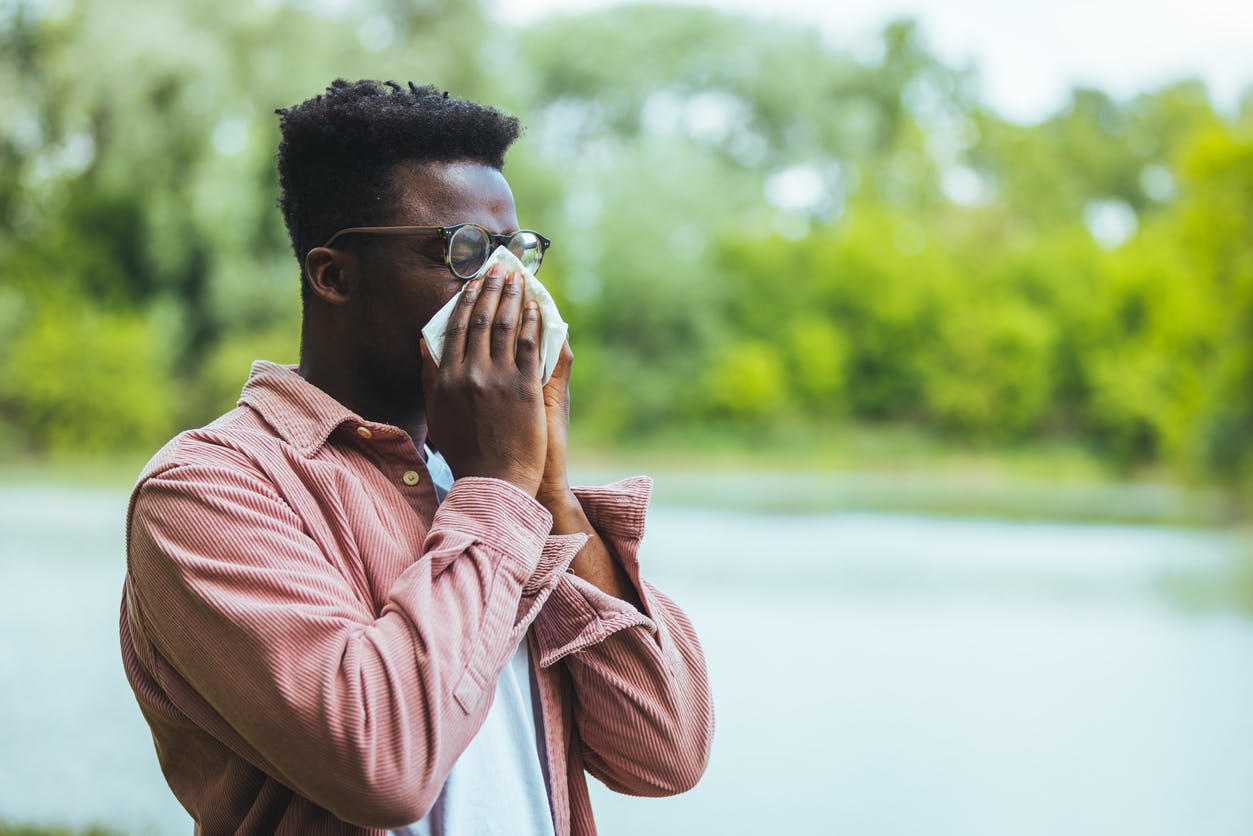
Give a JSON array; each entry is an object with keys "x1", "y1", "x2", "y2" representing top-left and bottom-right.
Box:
[{"x1": 491, "y1": 0, "x2": 1253, "y2": 124}]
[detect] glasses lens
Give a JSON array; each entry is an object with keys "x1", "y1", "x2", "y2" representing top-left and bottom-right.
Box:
[
  {"x1": 507, "y1": 231, "x2": 545, "y2": 274},
  {"x1": 447, "y1": 225, "x2": 491, "y2": 278}
]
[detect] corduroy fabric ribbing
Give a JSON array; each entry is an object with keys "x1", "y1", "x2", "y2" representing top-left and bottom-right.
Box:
[{"x1": 119, "y1": 361, "x2": 714, "y2": 834}]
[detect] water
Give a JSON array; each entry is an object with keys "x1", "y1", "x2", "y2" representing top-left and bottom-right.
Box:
[{"x1": 1, "y1": 485, "x2": 1250, "y2": 835}]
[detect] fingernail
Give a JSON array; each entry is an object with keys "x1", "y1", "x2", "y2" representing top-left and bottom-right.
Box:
[{"x1": 505, "y1": 272, "x2": 516, "y2": 286}]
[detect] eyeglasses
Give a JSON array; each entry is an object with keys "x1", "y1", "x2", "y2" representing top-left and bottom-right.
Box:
[{"x1": 321, "y1": 224, "x2": 551, "y2": 280}]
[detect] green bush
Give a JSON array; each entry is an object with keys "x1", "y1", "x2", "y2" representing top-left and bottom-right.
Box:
[
  {"x1": 700, "y1": 339, "x2": 789, "y2": 421},
  {"x1": 1, "y1": 303, "x2": 177, "y2": 453},
  {"x1": 783, "y1": 314, "x2": 847, "y2": 412},
  {"x1": 0, "y1": 0, "x2": 1249, "y2": 496},
  {"x1": 920, "y1": 299, "x2": 1054, "y2": 438}
]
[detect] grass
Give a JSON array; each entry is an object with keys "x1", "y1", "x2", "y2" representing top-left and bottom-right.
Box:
[
  {"x1": 0, "y1": 452, "x2": 149, "y2": 488},
  {"x1": 568, "y1": 422, "x2": 1238, "y2": 526},
  {"x1": 0, "y1": 824, "x2": 122, "y2": 836},
  {"x1": 572, "y1": 420, "x2": 1121, "y2": 482}
]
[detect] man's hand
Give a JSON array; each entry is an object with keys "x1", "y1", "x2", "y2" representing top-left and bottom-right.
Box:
[
  {"x1": 420, "y1": 264, "x2": 547, "y2": 496},
  {"x1": 537, "y1": 340, "x2": 574, "y2": 507},
  {"x1": 528, "y1": 337, "x2": 643, "y2": 610}
]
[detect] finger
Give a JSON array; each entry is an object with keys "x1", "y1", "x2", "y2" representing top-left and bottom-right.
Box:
[
  {"x1": 516, "y1": 299, "x2": 541, "y2": 379},
  {"x1": 466, "y1": 263, "x2": 506, "y2": 363},
  {"x1": 489, "y1": 271, "x2": 524, "y2": 362},
  {"x1": 555, "y1": 339, "x2": 573, "y2": 378},
  {"x1": 541, "y1": 339, "x2": 571, "y2": 401},
  {"x1": 440, "y1": 278, "x2": 483, "y2": 367}
]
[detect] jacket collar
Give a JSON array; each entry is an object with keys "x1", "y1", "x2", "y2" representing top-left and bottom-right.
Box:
[{"x1": 236, "y1": 360, "x2": 363, "y2": 457}]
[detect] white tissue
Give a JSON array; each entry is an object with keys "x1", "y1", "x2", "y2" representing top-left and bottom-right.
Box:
[{"x1": 421, "y1": 245, "x2": 569, "y2": 384}]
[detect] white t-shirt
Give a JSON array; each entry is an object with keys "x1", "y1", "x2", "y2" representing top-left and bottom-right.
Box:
[{"x1": 390, "y1": 446, "x2": 556, "y2": 836}]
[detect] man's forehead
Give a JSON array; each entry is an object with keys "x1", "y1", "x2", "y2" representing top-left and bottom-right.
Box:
[{"x1": 389, "y1": 159, "x2": 516, "y2": 226}]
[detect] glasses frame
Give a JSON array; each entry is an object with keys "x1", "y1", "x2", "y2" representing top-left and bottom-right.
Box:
[{"x1": 320, "y1": 224, "x2": 551, "y2": 279}]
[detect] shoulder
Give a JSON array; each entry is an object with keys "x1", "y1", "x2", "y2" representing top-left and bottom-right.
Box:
[
  {"x1": 131, "y1": 405, "x2": 288, "y2": 500},
  {"x1": 124, "y1": 407, "x2": 314, "y2": 568}
]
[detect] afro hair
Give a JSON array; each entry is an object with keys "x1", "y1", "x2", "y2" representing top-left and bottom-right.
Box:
[{"x1": 274, "y1": 79, "x2": 521, "y2": 302}]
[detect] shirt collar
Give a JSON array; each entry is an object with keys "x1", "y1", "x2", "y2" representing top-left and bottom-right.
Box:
[{"x1": 237, "y1": 360, "x2": 364, "y2": 457}]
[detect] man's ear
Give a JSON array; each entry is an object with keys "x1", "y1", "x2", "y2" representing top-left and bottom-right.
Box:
[{"x1": 303, "y1": 246, "x2": 354, "y2": 306}]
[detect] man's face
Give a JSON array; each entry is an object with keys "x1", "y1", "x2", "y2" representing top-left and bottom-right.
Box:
[{"x1": 347, "y1": 159, "x2": 522, "y2": 402}]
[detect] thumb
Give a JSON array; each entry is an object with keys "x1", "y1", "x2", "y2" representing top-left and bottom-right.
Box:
[
  {"x1": 551, "y1": 339, "x2": 573, "y2": 383},
  {"x1": 543, "y1": 339, "x2": 573, "y2": 398}
]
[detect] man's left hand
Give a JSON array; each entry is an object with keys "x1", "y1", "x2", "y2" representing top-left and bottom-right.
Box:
[
  {"x1": 537, "y1": 339, "x2": 574, "y2": 507},
  {"x1": 532, "y1": 338, "x2": 644, "y2": 610}
]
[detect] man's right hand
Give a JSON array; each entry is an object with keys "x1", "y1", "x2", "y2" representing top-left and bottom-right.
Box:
[{"x1": 420, "y1": 263, "x2": 547, "y2": 496}]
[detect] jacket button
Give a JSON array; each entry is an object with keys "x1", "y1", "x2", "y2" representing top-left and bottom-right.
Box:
[{"x1": 402, "y1": 470, "x2": 420, "y2": 486}]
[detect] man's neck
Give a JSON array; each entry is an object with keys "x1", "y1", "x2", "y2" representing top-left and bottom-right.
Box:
[{"x1": 298, "y1": 352, "x2": 428, "y2": 452}]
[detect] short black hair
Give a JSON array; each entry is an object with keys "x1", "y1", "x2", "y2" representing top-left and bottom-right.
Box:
[{"x1": 274, "y1": 79, "x2": 521, "y2": 303}]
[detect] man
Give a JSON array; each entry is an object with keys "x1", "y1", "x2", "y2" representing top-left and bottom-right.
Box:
[{"x1": 119, "y1": 79, "x2": 714, "y2": 834}]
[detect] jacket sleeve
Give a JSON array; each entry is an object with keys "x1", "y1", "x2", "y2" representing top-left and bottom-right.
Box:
[
  {"x1": 529, "y1": 476, "x2": 716, "y2": 796},
  {"x1": 123, "y1": 452, "x2": 582, "y2": 829}
]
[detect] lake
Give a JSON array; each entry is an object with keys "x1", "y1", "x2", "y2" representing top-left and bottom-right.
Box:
[{"x1": 1, "y1": 483, "x2": 1251, "y2": 835}]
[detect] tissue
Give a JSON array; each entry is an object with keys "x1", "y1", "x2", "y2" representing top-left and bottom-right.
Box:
[{"x1": 421, "y1": 245, "x2": 568, "y2": 384}]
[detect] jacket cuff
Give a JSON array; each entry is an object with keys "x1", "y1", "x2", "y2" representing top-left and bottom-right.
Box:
[
  {"x1": 430, "y1": 477, "x2": 553, "y2": 576},
  {"x1": 571, "y1": 476, "x2": 651, "y2": 547},
  {"x1": 570, "y1": 476, "x2": 664, "y2": 625},
  {"x1": 533, "y1": 476, "x2": 668, "y2": 668},
  {"x1": 511, "y1": 532, "x2": 588, "y2": 640},
  {"x1": 524, "y1": 532, "x2": 587, "y2": 597},
  {"x1": 532, "y1": 572, "x2": 658, "y2": 668}
]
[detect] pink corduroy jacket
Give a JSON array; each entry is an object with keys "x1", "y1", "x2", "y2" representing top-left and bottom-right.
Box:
[{"x1": 119, "y1": 360, "x2": 714, "y2": 834}]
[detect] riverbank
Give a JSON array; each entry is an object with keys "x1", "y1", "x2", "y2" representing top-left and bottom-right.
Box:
[
  {"x1": 573, "y1": 464, "x2": 1232, "y2": 526},
  {"x1": 0, "y1": 427, "x2": 1238, "y2": 527},
  {"x1": 581, "y1": 423, "x2": 1238, "y2": 526},
  {"x1": 0, "y1": 822, "x2": 120, "y2": 835}
]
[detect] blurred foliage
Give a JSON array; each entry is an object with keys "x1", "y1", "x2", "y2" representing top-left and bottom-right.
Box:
[{"x1": 0, "y1": 0, "x2": 1250, "y2": 502}]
